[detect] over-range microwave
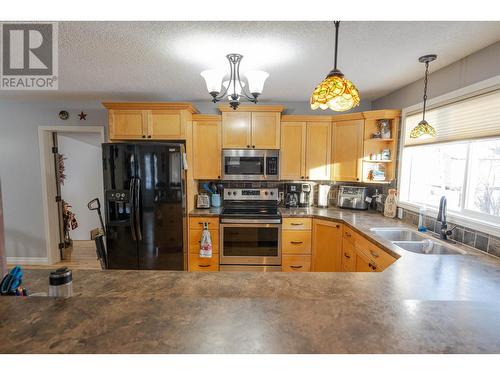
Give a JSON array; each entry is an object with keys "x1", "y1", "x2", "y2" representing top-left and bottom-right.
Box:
[{"x1": 222, "y1": 149, "x2": 279, "y2": 181}]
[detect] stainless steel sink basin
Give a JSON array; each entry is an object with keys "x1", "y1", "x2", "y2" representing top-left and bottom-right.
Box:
[
  {"x1": 392, "y1": 240, "x2": 467, "y2": 255},
  {"x1": 370, "y1": 228, "x2": 425, "y2": 242}
]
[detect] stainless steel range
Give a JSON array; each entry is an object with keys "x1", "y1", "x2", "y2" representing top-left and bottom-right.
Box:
[{"x1": 219, "y1": 188, "x2": 281, "y2": 272}]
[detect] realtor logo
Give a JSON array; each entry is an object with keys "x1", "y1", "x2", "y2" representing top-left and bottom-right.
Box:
[{"x1": 0, "y1": 22, "x2": 58, "y2": 90}]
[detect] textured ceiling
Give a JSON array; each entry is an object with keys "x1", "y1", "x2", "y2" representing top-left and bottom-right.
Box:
[{"x1": 5, "y1": 21, "x2": 500, "y2": 102}]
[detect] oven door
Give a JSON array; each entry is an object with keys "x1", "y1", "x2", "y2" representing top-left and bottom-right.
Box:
[
  {"x1": 222, "y1": 150, "x2": 265, "y2": 180},
  {"x1": 220, "y1": 223, "x2": 281, "y2": 265}
]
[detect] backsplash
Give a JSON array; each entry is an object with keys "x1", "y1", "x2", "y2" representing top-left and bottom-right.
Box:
[
  {"x1": 197, "y1": 180, "x2": 393, "y2": 212},
  {"x1": 399, "y1": 207, "x2": 500, "y2": 259}
]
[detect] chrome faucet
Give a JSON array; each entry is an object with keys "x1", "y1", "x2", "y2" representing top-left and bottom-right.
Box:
[{"x1": 436, "y1": 196, "x2": 455, "y2": 241}]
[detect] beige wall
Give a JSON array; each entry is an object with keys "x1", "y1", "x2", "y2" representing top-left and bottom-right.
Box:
[{"x1": 372, "y1": 41, "x2": 500, "y2": 110}]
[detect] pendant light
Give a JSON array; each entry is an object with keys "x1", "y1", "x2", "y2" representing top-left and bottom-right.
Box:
[
  {"x1": 310, "y1": 21, "x2": 360, "y2": 112},
  {"x1": 410, "y1": 54, "x2": 437, "y2": 139}
]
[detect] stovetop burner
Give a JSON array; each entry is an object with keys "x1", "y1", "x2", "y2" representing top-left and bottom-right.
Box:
[{"x1": 221, "y1": 188, "x2": 281, "y2": 223}]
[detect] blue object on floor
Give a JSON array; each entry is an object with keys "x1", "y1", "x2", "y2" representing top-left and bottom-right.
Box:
[{"x1": 0, "y1": 265, "x2": 23, "y2": 295}]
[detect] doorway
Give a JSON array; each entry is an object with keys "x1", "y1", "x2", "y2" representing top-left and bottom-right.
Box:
[{"x1": 39, "y1": 126, "x2": 105, "y2": 267}]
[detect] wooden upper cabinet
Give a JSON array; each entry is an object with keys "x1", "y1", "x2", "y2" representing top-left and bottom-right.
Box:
[
  {"x1": 305, "y1": 122, "x2": 331, "y2": 180},
  {"x1": 251, "y1": 112, "x2": 281, "y2": 149},
  {"x1": 108, "y1": 110, "x2": 148, "y2": 140},
  {"x1": 103, "y1": 103, "x2": 198, "y2": 141},
  {"x1": 193, "y1": 117, "x2": 222, "y2": 180},
  {"x1": 149, "y1": 110, "x2": 184, "y2": 139},
  {"x1": 311, "y1": 219, "x2": 343, "y2": 272},
  {"x1": 221, "y1": 112, "x2": 251, "y2": 148},
  {"x1": 280, "y1": 122, "x2": 306, "y2": 180},
  {"x1": 332, "y1": 120, "x2": 364, "y2": 182}
]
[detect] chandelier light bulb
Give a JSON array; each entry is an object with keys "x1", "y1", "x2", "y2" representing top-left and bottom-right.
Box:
[
  {"x1": 200, "y1": 69, "x2": 225, "y2": 95},
  {"x1": 244, "y1": 70, "x2": 269, "y2": 95}
]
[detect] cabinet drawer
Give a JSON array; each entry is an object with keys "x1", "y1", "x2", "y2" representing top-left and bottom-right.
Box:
[
  {"x1": 189, "y1": 254, "x2": 219, "y2": 272},
  {"x1": 354, "y1": 237, "x2": 396, "y2": 271},
  {"x1": 189, "y1": 229, "x2": 219, "y2": 253},
  {"x1": 343, "y1": 226, "x2": 357, "y2": 244},
  {"x1": 282, "y1": 217, "x2": 312, "y2": 230},
  {"x1": 341, "y1": 239, "x2": 356, "y2": 272},
  {"x1": 282, "y1": 255, "x2": 311, "y2": 272},
  {"x1": 282, "y1": 230, "x2": 311, "y2": 254},
  {"x1": 189, "y1": 217, "x2": 219, "y2": 230}
]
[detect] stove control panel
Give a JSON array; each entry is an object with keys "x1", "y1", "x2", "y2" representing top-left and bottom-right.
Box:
[{"x1": 224, "y1": 188, "x2": 279, "y2": 201}]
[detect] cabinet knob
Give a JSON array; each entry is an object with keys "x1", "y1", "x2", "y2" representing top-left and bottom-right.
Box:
[
  {"x1": 306, "y1": 176, "x2": 309, "y2": 179},
  {"x1": 252, "y1": 145, "x2": 255, "y2": 148},
  {"x1": 247, "y1": 145, "x2": 250, "y2": 148},
  {"x1": 335, "y1": 224, "x2": 340, "y2": 228},
  {"x1": 344, "y1": 253, "x2": 351, "y2": 259},
  {"x1": 148, "y1": 135, "x2": 151, "y2": 139},
  {"x1": 301, "y1": 176, "x2": 304, "y2": 179},
  {"x1": 142, "y1": 135, "x2": 146, "y2": 138},
  {"x1": 217, "y1": 176, "x2": 221, "y2": 179},
  {"x1": 356, "y1": 178, "x2": 359, "y2": 181}
]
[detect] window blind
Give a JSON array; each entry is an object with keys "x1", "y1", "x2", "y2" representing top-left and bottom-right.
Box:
[{"x1": 404, "y1": 89, "x2": 500, "y2": 146}]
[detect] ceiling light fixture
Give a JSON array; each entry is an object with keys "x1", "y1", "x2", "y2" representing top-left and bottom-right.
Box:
[
  {"x1": 310, "y1": 21, "x2": 360, "y2": 112},
  {"x1": 201, "y1": 53, "x2": 269, "y2": 110},
  {"x1": 410, "y1": 54, "x2": 437, "y2": 139}
]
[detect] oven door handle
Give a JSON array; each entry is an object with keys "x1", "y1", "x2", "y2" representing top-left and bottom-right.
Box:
[{"x1": 220, "y1": 218, "x2": 282, "y2": 224}]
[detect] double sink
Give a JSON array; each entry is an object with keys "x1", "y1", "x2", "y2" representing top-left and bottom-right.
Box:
[{"x1": 369, "y1": 228, "x2": 467, "y2": 255}]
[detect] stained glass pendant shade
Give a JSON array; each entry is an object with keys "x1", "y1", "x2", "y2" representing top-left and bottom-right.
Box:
[
  {"x1": 310, "y1": 21, "x2": 360, "y2": 112},
  {"x1": 410, "y1": 54, "x2": 437, "y2": 139}
]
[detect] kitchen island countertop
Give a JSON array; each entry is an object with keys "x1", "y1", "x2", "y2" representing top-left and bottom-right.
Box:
[{"x1": 1, "y1": 207, "x2": 500, "y2": 354}]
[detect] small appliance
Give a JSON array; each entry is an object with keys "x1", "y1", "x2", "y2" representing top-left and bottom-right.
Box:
[
  {"x1": 197, "y1": 193, "x2": 210, "y2": 209},
  {"x1": 299, "y1": 184, "x2": 311, "y2": 207},
  {"x1": 317, "y1": 184, "x2": 331, "y2": 208},
  {"x1": 222, "y1": 149, "x2": 279, "y2": 181},
  {"x1": 337, "y1": 186, "x2": 369, "y2": 210}
]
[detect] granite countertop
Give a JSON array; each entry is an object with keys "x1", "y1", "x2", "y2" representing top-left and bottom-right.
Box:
[{"x1": 1, "y1": 207, "x2": 500, "y2": 353}]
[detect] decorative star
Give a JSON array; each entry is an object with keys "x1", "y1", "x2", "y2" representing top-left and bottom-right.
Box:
[{"x1": 78, "y1": 111, "x2": 87, "y2": 120}]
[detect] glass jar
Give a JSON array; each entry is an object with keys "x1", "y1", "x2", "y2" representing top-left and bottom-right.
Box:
[{"x1": 48, "y1": 267, "x2": 73, "y2": 297}]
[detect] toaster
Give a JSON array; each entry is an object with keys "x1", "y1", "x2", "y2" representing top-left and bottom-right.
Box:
[
  {"x1": 337, "y1": 186, "x2": 369, "y2": 210},
  {"x1": 196, "y1": 194, "x2": 210, "y2": 209}
]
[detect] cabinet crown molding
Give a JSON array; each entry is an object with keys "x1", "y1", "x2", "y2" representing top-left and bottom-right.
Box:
[
  {"x1": 102, "y1": 102, "x2": 199, "y2": 114},
  {"x1": 192, "y1": 114, "x2": 221, "y2": 121},
  {"x1": 217, "y1": 105, "x2": 285, "y2": 113}
]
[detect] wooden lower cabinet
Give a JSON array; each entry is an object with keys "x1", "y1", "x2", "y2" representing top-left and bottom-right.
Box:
[
  {"x1": 355, "y1": 251, "x2": 374, "y2": 272},
  {"x1": 282, "y1": 230, "x2": 312, "y2": 255},
  {"x1": 341, "y1": 238, "x2": 356, "y2": 272},
  {"x1": 311, "y1": 219, "x2": 343, "y2": 272},
  {"x1": 189, "y1": 254, "x2": 219, "y2": 272},
  {"x1": 282, "y1": 255, "x2": 311, "y2": 272},
  {"x1": 188, "y1": 216, "x2": 219, "y2": 272}
]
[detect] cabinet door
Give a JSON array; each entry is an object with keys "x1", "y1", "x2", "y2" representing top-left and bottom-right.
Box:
[
  {"x1": 341, "y1": 238, "x2": 356, "y2": 272},
  {"x1": 109, "y1": 110, "x2": 147, "y2": 140},
  {"x1": 149, "y1": 110, "x2": 184, "y2": 139},
  {"x1": 251, "y1": 112, "x2": 281, "y2": 149},
  {"x1": 332, "y1": 120, "x2": 364, "y2": 182},
  {"x1": 221, "y1": 112, "x2": 251, "y2": 148},
  {"x1": 355, "y1": 251, "x2": 374, "y2": 272},
  {"x1": 280, "y1": 122, "x2": 306, "y2": 180},
  {"x1": 305, "y1": 122, "x2": 331, "y2": 180},
  {"x1": 193, "y1": 120, "x2": 222, "y2": 179},
  {"x1": 311, "y1": 219, "x2": 342, "y2": 272}
]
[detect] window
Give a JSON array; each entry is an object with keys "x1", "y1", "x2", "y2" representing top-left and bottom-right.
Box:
[
  {"x1": 400, "y1": 137, "x2": 500, "y2": 225},
  {"x1": 400, "y1": 88, "x2": 500, "y2": 230}
]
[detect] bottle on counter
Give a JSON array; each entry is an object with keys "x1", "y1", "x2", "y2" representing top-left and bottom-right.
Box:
[
  {"x1": 418, "y1": 206, "x2": 427, "y2": 232},
  {"x1": 48, "y1": 267, "x2": 73, "y2": 297},
  {"x1": 384, "y1": 189, "x2": 398, "y2": 218}
]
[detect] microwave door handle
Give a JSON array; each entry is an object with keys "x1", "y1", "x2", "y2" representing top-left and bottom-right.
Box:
[{"x1": 263, "y1": 156, "x2": 267, "y2": 179}]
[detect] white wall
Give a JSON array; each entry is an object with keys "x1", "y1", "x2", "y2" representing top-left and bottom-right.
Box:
[
  {"x1": 58, "y1": 132, "x2": 104, "y2": 241},
  {"x1": 0, "y1": 97, "x2": 107, "y2": 260},
  {"x1": 372, "y1": 41, "x2": 500, "y2": 109}
]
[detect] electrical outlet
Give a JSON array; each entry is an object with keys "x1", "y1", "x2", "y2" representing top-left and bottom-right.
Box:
[{"x1": 278, "y1": 192, "x2": 284, "y2": 202}]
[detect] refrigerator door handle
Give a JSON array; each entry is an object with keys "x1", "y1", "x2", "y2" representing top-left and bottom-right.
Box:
[
  {"x1": 129, "y1": 178, "x2": 137, "y2": 241},
  {"x1": 134, "y1": 177, "x2": 143, "y2": 241}
]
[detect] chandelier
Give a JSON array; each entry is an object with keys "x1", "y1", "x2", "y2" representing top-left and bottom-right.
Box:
[
  {"x1": 410, "y1": 54, "x2": 437, "y2": 139},
  {"x1": 310, "y1": 21, "x2": 360, "y2": 112},
  {"x1": 200, "y1": 54, "x2": 269, "y2": 110}
]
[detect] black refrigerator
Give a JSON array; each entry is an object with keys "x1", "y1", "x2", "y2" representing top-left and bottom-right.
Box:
[{"x1": 102, "y1": 142, "x2": 186, "y2": 270}]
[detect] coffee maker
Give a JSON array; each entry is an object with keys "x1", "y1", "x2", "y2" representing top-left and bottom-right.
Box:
[{"x1": 285, "y1": 183, "x2": 311, "y2": 208}]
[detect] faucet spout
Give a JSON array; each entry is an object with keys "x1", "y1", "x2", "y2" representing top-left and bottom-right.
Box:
[{"x1": 437, "y1": 196, "x2": 447, "y2": 225}]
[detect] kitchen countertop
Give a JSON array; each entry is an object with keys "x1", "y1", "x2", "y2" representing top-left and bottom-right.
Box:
[{"x1": 1, "y1": 207, "x2": 500, "y2": 353}]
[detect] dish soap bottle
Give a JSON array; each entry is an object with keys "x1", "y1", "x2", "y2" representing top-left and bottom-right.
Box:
[
  {"x1": 384, "y1": 189, "x2": 398, "y2": 218},
  {"x1": 418, "y1": 206, "x2": 427, "y2": 232}
]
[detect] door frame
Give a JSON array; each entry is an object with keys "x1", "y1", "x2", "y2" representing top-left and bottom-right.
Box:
[{"x1": 38, "y1": 126, "x2": 105, "y2": 264}]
